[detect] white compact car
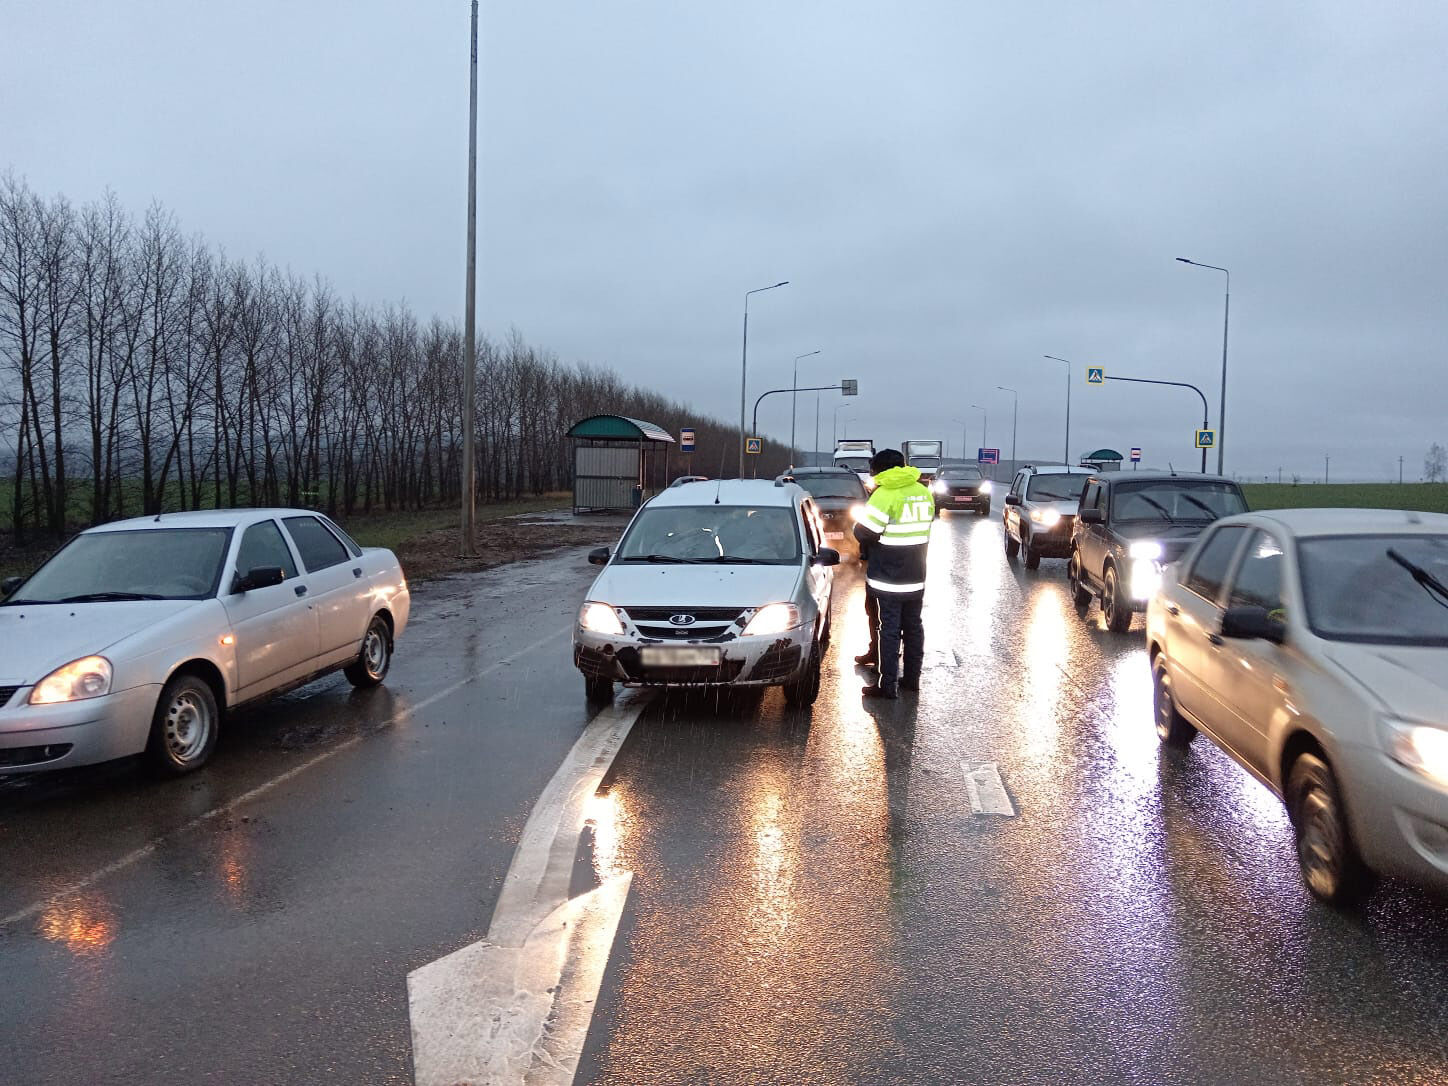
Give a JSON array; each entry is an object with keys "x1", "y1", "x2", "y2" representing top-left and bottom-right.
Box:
[
  {"x1": 573, "y1": 479, "x2": 839, "y2": 707},
  {"x1": 1146, "y1": 508, "x2": 1448, "y2": 905},
  {"x1": 1002, "y1": 465, "x2": 1091, "y2": 569},
  {"x1": 0, "y1": 509, "x2": 410, "y2": 776}
]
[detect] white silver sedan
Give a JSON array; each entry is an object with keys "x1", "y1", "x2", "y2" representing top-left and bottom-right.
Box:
[
  {"x1": 1146, "y1": 508, "x2": 1448, "y2": 905},
  {"x1": 0, "y1": 509, "x2": 410, "y2": 776}
]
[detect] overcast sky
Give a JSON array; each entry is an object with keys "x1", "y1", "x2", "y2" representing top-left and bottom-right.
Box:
[{"x1": 7, "y1": 0, "x2": 1447, "y2": 480}]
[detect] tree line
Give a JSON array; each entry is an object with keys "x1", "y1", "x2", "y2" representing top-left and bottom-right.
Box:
[{"x1": 0, "y1": 175, "x2": 792, "y2": 543}]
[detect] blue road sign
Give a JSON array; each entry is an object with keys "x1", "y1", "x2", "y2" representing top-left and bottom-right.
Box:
[
  {"x1": 745, "y1": 436, "x2": 763, "y2": 455},
  {"x1": 978, "y1": 447, "x2": 1000, "y2": 465},
  {"x1": 680, "y1": 427, "x2": 696, "y2": 453},
  {"x1": 1129, "y1": 447, "x2": 1142, "y2": 462},
  {"x1": 1195, "y1": 429, "x2": 1216, "y2": 449},
  {"x1": 1086, "y1": 366, "x2": 1106, "y2": 385}
]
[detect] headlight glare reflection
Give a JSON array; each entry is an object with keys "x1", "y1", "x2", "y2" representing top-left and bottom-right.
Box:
[
  {"x1": 579, "y1": 601, "x2": 624, "y2": 635},
  {"x1": 29, "y1": 656, "x2": 113, "y2": 705}
]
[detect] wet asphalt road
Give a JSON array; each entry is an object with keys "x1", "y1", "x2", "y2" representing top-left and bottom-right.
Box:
[{"x1": 5, "y1": 516, "x2": 1448, "y2": 1084}]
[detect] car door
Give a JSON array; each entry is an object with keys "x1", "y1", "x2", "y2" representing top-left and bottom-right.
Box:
[
  {"x1": 799, "y1": 498, "x2": 832, "y2": 630},
  {"x1": 221, "y1": 518, "x2": 319, "y2": 700},
  {"x1": 1077, "y1": 480, "x2": 1107, "y2": 583},
  {"x1": 1005, "y1": 470, "x2": 1027, "y2": 538},
  {"x1": 1212, "y1": 529, "x2": 1290, "y2": 777},
  {"x1": 1168, "y1": 524, "x2": 1249, "y2": 737},
  {"x1": 282, "y1": 514, "x2": 371, "y2": 663}
]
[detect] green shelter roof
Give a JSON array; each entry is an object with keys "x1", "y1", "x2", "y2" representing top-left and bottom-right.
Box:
[
  {"x1": 1081, "y1": 448, "x2": 1124, "y2": 461},
  {"x1": 567, "y1": 415, "x2": 675, "y2": 443}
]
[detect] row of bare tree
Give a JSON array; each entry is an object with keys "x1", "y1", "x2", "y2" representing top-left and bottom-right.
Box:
[{"x1": 0, "y1": 176, "x2": 790, "y2": 542}]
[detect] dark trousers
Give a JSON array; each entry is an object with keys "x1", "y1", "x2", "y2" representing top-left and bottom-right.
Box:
[
  {"x1": 876, "y1": 594, "x2": 924, "y2": 690},
  {"x1": 864, "y1": 589, "x2": 880, "y2": 660}
]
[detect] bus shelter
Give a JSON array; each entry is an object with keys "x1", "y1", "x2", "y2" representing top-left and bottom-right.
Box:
[
  {"x1": 567, "y1": 415, "x2": 675, "y2": 514},
  {"x1": 1079, "y1": 448, "x2": 1125, "y2": 473}
]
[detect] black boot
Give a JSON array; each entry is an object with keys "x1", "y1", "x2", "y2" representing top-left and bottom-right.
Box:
[
  {"x1": 862, "y1": 683, "x2": 898, "y2": 700},
  {"x1": 854, "y1": 651, "x2": 877, "y2": 666}
]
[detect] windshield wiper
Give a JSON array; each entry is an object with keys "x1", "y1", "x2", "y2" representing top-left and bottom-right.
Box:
[
  {"x1": 1178, "y1": 493, "x2": 1218, "y2": 517},
  {"x1": 1387, "y1": 549, "x2": 1448, "y2": 611},
  {"x1": 58, "y1": 591, "x2": 166, "y2": 603},
  {"x1": 618, "y1": 554, "x2": 703, "y2": 564},
  {"x1": 708, "y1": 556, "x2": 777, "y2": 564},
  {"x1": 1136, "y1": 495, "x2": 1175, "y2": 521}
]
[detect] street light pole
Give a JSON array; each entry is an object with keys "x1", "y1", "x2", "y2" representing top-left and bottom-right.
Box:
[
  {"x1": 951, "y1": 417, "x2": 967, "y2": 463},
  {"x1": 1043, "y1": 355, "x2": 1072, "y2": 464},
  {"x1": 790, "y1": 349, "x2": 821, "y2": 462},
  {"x1": 832, "y1": 403, "x2": 853, "y2": 448},
  {"x1": 997, "y1": 386, "x2": 1018, "y2": 473},
  {"x1": 459, "y1": 0, "x2": 479, "y2": 557},
  {"x1": 739, "y1": 281, "x2": 789, "y2": 477},
  {"x1": 970, "y1": 403, "x2": 988, "y2": 478},
  {"x1": 1176, "y1": 258, "x2": 1230, "y2": 475}
]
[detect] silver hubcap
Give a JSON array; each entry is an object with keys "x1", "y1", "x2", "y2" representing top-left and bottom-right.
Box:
[
  {"x1": 164, "y1": 691, "x2": 211, "y2": 763},
  {"x1": 1105, "y1": 574, "x2": 1118, "y2": 621},
  {"x1": 1154, "y1": 672, "x2": 1172, "y2": 738},
  {"x1": 1299, "y1": 789, "x2": 1340, "y2": 896},
  {"x1": 364, "y1": 627, "x2": 388, "y2": 677}
]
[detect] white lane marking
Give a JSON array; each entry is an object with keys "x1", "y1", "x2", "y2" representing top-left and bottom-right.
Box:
[
  {"x1": 963, "y1": 761, "x2": 1017, "y2": 817},
  {"x1": 0, "y1": 625, "x2": 571, "y2": 931},
  {"x1": 408, "y1": 692, "x2": 652, "y2": 1086}
]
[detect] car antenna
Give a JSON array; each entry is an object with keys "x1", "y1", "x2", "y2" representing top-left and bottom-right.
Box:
[
  {"x1": 715, "y1": 447, "x2": 726, "y2": 504},
  {"x1": 1167, "y1": 462, "x2": 1176, "y2": 476}
]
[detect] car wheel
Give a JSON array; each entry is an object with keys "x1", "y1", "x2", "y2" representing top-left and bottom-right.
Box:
[
  {"x1": 1023, "y1": 532, "x2": 1041, "y2": 570},
  {"x1": 1152, "y1": 658, "x2": 1196, "y2": 748},
  {"x1": 783, "y1": 643, "x2": 822, "y2": 708},
  {"x1": 978, "y1": 504, "x2": 990, "y2": 517},
  {"x1": 146, "y1": 673, "x2": 220, "y2": 776},
  {"x1": 1068, "y1": 552, "x2": 1092, "y2": 611},
  {"x1": 1287, "y1": 752, "x2": 1375, "y2": 906},
  {"x1": 584, "y1": 675, "x2": 615, "y2": 704},
  {"x1": 1004, "y1": 530, "x2": 1020, "y2": 560},
  {"x1": 345, "y1": 615, "x2": 393, "y2": 688},
  {"x1": 1103, "y1": 566, "x2": 1132, "y2": 633}
]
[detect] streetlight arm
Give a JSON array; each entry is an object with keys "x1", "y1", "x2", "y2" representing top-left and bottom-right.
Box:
[{"x1": 754, "y1": 385, "x2": 841, "y2": 436}]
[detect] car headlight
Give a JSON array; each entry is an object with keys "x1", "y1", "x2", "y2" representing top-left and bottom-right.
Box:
[
  {"x1": 977, "y1": 481, "x2": 992, "y2": 494},
  {"x1": 1129, "y1": 540, "x2": 1163, "y2": 560},
  {"x1": 849, "y1": 503, "x2": 868, "y2": 523},
  {"x1": 1383, "y1": 718, "x2": 1448, "y2": 788},
  {"x1": 1130, "y1": 558, "x2": 1164, "y2": 600},
  {"x1": 579, "y1": 601, "x2": 624, "y2": 635},
  {"x1": 931, "y1": 479, "x2": 947, "y2": 495},
  {"x1": 742, "y1": 603, "x2": 802, "y2": 637},
  {"x1": 864, "y1": 477, "x2": 877, "y2": 491},
  {"x1": 1029, "y1": 509, "x2": 1061, "y2": 528},
  {"x1": 29, "y1": 655, "x2": 113, "y2": 704}
]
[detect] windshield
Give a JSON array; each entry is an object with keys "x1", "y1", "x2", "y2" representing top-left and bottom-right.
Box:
[
  {"x1": 616, "y1": 506, "x2": 801, "y2": 564},
  {"x1": 1299, "y1": 534, "x2": 1448, "y2": 645},
  {"x1": 1111, "y1": 481, "x2": 1247, "y2": 523},
  {"x1": 791, "y1": 475, "x2": 865, "y2": 500},
  {"x1": 909, "y1": 456, "x2": 942, "y2": 470},
  {"x1": 834, "y1": 457, "x2": 871, "y2": 473},
  {"x1": 1027, "y1": 474, "x2": 1090, "y2": 502},
  {"x1": 939, "y1": 467, "x2": 983, "y2": 481},
  {"x1": 6, "y1": 527, "x2": 232, "y2": 603}
]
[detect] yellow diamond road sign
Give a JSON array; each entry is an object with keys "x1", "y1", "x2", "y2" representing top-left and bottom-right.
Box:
[
  {"x1": 1086, "y1": 366, "x2": 1105, "y2": 384},
  {"x1": 745, "y1": 436, "x2": 763, "y2": 455},
  {"x1": 1195, "y1": 429, "x2": 1216, "y2": 449}
]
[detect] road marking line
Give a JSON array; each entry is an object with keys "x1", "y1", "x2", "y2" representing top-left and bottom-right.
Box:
[
  {"x1": 0, "y1": 625, "x2": 571, "y2": 931},
  {"x1": 963, "y1": 761, "x2": 1016, "y2": 817},
  {"x1": 408, "y1": 691, "x2": 652, "y2": 1086}
]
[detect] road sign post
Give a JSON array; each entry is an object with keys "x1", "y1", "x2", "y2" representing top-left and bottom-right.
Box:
[
  {"x1": 680, "y1": 427, "x2": 696, "y2": 454},
  {"x1": 1195, "y1": 430, "x2": 1216, "y2": 450},
  {"x1": 746, "y1": 436, "x2": 763, "y2": 455},
  {"x1": 841, "y1": 379, "x2": 858, "y2": 396},
  {"x1": 1130, "y1": 447, "x2": 1142, "y2": 470},
  {"x1": 1086, "y1": 366, "x2": 1106, "y2": 385}
]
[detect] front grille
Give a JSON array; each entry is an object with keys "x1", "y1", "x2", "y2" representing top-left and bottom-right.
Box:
[
  {"x1": 749, "y1": 644, "x2": 802, "y2": 682},
  {"x1": 624, "y1": 607, "x2": 745, "y2": 623},
  {"x1": 635, "y1": 624, "x2": 735, "y2": 641},
  {"x1": 0, "y1": 685, "x2": 19, "y2": 708},
  {"x1": 0, "y1": 743, "x2": 73, "y2": 769}
]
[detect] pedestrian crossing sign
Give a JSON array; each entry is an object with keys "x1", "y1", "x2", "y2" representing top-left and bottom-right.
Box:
[
  {"x1": 1195, "y1": 429, "x2": 1216, "y2": 449},
  {"x1": 1086, "y1": 367, "x2": 1105, "y2": 385},
  {"x1": 746, "y1": 436, "x2": 763, "y2": 455}
]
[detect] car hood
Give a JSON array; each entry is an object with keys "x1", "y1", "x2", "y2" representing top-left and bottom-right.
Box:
[
  {"x1": 1324, "y1": 642, "x2": 1448, "y2": 722},
  {"x1": 0, "y1": 600, "x2": 202, "y2": 684},
  {"x1": 1116, "y1": 522, "x2": 1209, "y2": 562},
  {"x1": 589, "y1": 563, "x2": 803, "y2": 609}
]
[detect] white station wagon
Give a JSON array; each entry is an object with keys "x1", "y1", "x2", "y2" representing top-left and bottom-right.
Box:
[
  {"x1": 573, "y1": 479, "x2": 839, "y2": 707},
  {"x1": 0, "y1": 509, "x2": 410, "y2": 776}
]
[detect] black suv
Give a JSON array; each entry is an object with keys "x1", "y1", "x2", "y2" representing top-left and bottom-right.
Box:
[
  {"x1": 1068, "y1": 472, "x2": 1248, "y2": 632},
  {"x1": 935, "y1": 464, "x2": 992, "y2": 515},
  {"x1": 777, "y1": 467, "x2": 867, "y2": 554}
]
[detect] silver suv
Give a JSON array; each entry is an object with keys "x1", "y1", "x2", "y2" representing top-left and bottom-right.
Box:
[{"x1": 1002, "y1": 465, "x2": 1092, "y2": 569}]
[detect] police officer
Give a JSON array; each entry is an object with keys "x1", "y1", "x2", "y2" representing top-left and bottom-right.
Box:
[{"x1": 852, "y1": 448, "x2": 932, "y2": 699}]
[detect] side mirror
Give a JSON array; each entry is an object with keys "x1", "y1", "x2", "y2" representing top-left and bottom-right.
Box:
[
  {"x1": 234, "y1": 566, "x2": 286, "y2": 593},
  {"x1": 1220, "y1": 605, "x2": 1285, "y2": 644},
  {"x1": 1004, "y1": 493, "x2": 1022, "y2": 506},
  {"x1": 814, "y1": 547, "x2": 840, "y2": 567},
  {"x1": 1080, "y1": 507, "x2": 1105, "y2": 525},
  {"x1": 1, "y1": 575, "x2": 22, "y2": 598},
  {"x1": 588, "y1": 547, "x2": 611, "y2": 566}
]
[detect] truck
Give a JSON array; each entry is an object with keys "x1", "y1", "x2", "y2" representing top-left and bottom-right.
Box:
[
  {"x1": 902, "y1": 439, "x2": 946, "y2": 507},
  {"x1": 833, "y1": 438, "x2": 875, "y2": 488}
]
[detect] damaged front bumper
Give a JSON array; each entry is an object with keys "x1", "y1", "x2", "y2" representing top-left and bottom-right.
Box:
[{"x1": 574, "y1": 620, "x2": 814, "y2": 688}]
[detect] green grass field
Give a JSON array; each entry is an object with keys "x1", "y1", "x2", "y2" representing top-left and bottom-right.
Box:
[{"x1": 1241, "y1": 482, "x2": 1448, "y2": 514}]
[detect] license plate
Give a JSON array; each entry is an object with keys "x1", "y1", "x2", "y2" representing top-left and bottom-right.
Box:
[
  {"x1": 953, "y1": 495, "x2": 969, "y2": 502},
  {"x1": 640, "y1": 646, "x2": 721, "y2": 667},
  {"x1": 826, "y1": 531, "x2": 844, "y2": 540}
]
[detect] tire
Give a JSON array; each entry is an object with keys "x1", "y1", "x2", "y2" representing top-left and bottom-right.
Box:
[
  {"x1": 1005, "y1": 530, "x2": 1020, "y2": 560},
  {"x1": 345, "y1": 615, "x2": 393, "y2": 688},
  {"x1": 1103, "y1": 565, "x2": 1133, "y2": 633},
  {"x1": 1068, "y1": 551, "x2": 1092, "y2": 610},
  {"x1": 1152, "y1": 658, "x2": 1196, "y2": 748},
  {"x1": 1287, "y1": 752, "x2": 1375, "y2": 906},
  {"x1": 783, "y1": 643, "x2": 822, "y2": 707},
  {"x1": 146, "y1": 673, "x2": 220, "y2": 776},
  {"x1": 584, "y1": 675, "x2": 615, "y2": 704},
  {"x1": 1023, "y1": 531, "x2": 1041, "y2": 570},
  {"x1": 977, "y1": 504, "x2": 990, "y2": 517}
]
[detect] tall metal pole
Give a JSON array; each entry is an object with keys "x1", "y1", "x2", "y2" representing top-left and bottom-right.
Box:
[
  {"x1": 952, "y1": 417, "x2": 967, "y2": 463},
  {"x1": 460, "y1": 0, "x2": 479, "y2": 556},
  {"x1": 790, "y1": 349, "x2": 820, "y2": 462},
  {"x1": 1177, "y1": 258, "x2": 1230, "y2": 475},
  {"x1": 1044, "y1": 356, "x2": 1072, "y2": 464},
  {"x1": 971, "y1": 403, "x2": 988, "y2": 478},
  {"x1": 739, "y1": 281, "x2": 788, "y2": 477},
  {"x1": 813, "y1": 396, "x2": 820, "y2": 463},
  {"x1": 997, "y1": 386, "x2": 1018, "y2": 473}
]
